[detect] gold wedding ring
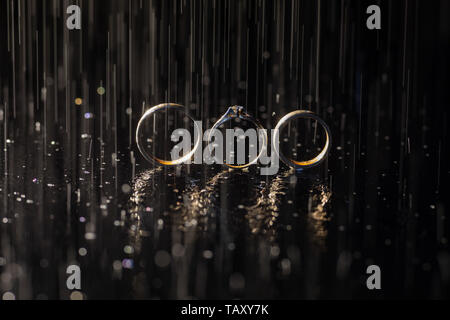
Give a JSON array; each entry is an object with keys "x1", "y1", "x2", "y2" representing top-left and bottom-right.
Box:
[
  {"x1": 208, "y1": 106, "x2": 268, "y2": 169},
  {"x1": 136, "y1": 103, "x2": 201, "y2": 165},
  {"x1": 273, "y1": 110, "x2": 331, "y2": 169}
]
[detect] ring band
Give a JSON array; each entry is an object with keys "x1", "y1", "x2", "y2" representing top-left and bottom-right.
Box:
[
  {"x1": 273, "y1": 110, "x2": 331, "y2": 169},
  {"x1": 136, "y1": 103, "x2": 201, "y2": 166},
  {"x1": 208, "y1": 106, "x2": 268, "y2": 168}
]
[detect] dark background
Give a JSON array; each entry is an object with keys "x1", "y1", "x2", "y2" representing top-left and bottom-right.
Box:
[{"x1": 0, "y1": 0, "x2": 449, "y2": 299}]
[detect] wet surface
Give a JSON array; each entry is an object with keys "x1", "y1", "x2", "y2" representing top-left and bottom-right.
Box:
[
  {"x1": 0, "y1": 0, "x2": 449, "y2": 299},
  {"x1": 0, "y1": 123, "x2": 448, "y2": 299}
]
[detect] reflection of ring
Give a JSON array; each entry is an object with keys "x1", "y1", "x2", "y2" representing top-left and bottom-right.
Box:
[
  {"x1": 208, "y1": 106, "x2": 268, "y2": 168},
  {"x1": 273, "y1": 110, "x2": 331, "y2": 169},
  {"x1": 136, "y1": 103, "x2": 201, "y2": 165}
]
